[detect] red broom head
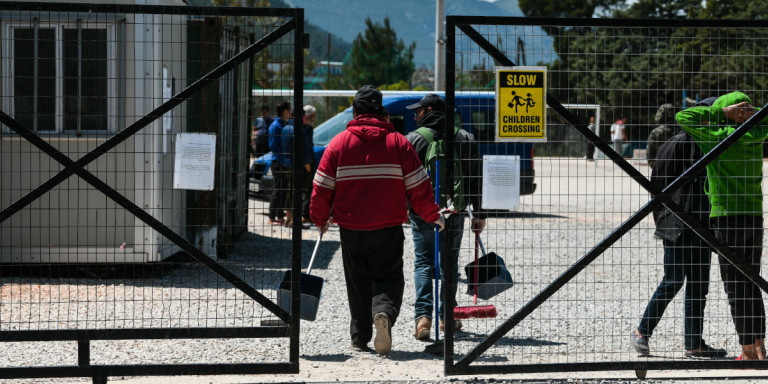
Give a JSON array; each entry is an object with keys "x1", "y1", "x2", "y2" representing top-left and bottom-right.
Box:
[{"x1": 453, "y1": 305, "x2": 497, "y2": 320}]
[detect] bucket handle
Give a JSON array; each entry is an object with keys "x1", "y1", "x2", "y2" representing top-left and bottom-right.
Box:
[{"x1": 306, "y1": 232, "x2": 323, "y2": 275}]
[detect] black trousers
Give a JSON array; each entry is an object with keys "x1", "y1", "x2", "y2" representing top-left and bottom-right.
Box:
[
  {"x1": 712, "y1": 215, "x2": 766, "y2": 345},
  {"x1": 340, "y1": 225, "x2": 405, "y2": 345},
  {"x1": 269, "y1": 163, "x2": 289, "y2": 220},
  {"x1": 301, "y1": 167, "x2": 314, "y2": 221},
  {"x1": 586, "y1": 142, "x2": 595, "y2": 160}
]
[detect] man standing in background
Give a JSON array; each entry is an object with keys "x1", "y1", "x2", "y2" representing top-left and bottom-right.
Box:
[
  {"x1": 404, "y1": 93, "x2": 486, "y2": 340},
  {"x1": 253, "y1": 104, "x2": 273, "y2": 158},
  {"x1": 676, "y1": 91, "x2": 768, "y2": 360},
  {"x1": 301, "y1": 105, "x2": 317, "y2": 224},
  {"x1": 268, "y1": 101, "x2": 292, "y2": 226},
  {"x1": 610, "y1": 116, "x2": 626, "y2": 155},
  {"x1": 646, "y1": 104, "x2": 679, "y2": 167},
  {"x1": 586, "y1": 116, "x2": 597, "y2": 161}
]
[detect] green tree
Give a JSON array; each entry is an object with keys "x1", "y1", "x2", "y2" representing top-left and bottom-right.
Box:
[
  {"x1": 611, "y1": 0, "x2": 702, "y2": 18},
  {"x1": 213, "y1": 0, "x2": 269, "y2": 6},
  {"x1": 519, "y1": 0, "x2": 623, "y2": 18},
  {"x1": 529, "y1": 0, "x2": 768, "y2": 142},
  {"x1": 519, "y1": 0, "x2": 768, "y2": 156},
  {"x1": 344, "y1": 17, "x2": 416, "y2": 89}
]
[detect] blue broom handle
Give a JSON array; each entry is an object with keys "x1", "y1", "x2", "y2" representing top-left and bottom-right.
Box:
[{"x1": 434, "y1": 158, "x2": 440, "y2": 341}]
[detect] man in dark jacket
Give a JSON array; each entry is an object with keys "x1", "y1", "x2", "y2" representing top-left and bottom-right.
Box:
[
  {"x1": 631, "y1": 98, "x2": 726, "y2": 358},
  {"x1": 404, "y1": 93, "x2": 486, "y2": 340},
  {"x1": 646, "y1": 103, "x2": 680, "y2": 167},
  {"x1": 253, "y1": 104, "x2": 273, "y2": 157},
  {"x1": 301, "y1": 104, "x2": 317, "y2": 222},
  {"x1": 311, "y1": 86, "x2": 443, "y2": 355}
]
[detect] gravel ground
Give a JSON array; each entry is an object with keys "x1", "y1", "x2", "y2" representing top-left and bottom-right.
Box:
[{"x1": 2, "y1": 157, "x2": 768, "y2": 383}]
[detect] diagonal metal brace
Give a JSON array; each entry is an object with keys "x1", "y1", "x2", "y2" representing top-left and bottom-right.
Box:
[
  {"x1": 0, "y1": 18, "x2": 296, "y2": 224},
  {"x1": 456, "y1": 103, "x2": 768, "y2": 369},
  {"x1": 0, "y1": 20, "x2": 298, "y2": 322},
  {"x1": 0, "y1": 112, "x2": 290, "y2": 322},
  {"x1": 453, "y1": 22, "x2": 768, "y2": 369}
]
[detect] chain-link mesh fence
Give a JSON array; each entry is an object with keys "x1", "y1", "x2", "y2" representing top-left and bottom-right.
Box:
[
  {"x1": 0, "y1": 2, "x2": 305, "y2": 379},
  {"x1": 446, "y1": 17, "x2": 768, "y2": 375}
]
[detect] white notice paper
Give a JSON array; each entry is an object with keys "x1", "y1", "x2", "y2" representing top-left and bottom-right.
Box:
[
  {"x1": 482, "y1": 155, "x2": 520, "y2": 210},
  {"x1": 173, "y1": 133, "x2": 216, "y2": 190}
]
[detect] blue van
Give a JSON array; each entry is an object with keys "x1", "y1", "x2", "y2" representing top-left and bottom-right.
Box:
[{"x1": 250, "y1": 92, "x2": 535, "y2": 198}]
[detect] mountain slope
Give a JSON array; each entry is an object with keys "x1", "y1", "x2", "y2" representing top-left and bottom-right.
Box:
[
  {"x1": 283, "y1": 0, "x2": 524, "y2": 66},
  {"x1": 187, "y1": 0, "x2": 352, "y2": 62}
]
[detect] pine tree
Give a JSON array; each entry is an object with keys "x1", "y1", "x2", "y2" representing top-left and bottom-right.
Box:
[{"x1": 344, "y1": 17, "x2": 416, "y2": 89}]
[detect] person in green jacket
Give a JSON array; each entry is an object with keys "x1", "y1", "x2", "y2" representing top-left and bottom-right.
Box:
[{"x1": 676, "y1": 91, "x2": 768, "y2": 360}]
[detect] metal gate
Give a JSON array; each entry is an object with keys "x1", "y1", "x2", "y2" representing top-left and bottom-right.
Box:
[
  {"x1": 0, "y1": 2, "x2": 306, "y2": 382},
  {"x1": 443, "y1": 16, "x2": 768, "y2": 376}
]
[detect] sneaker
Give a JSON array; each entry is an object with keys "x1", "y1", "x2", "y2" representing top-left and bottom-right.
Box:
[
  {"x1": 632, "y1": 329, "x2": 650, "y2": 356},
  {"x1": 373, "y1": 312, "x2": 392, "y2": 355},
  {"x1": 685, "y1": 343, "x2": 727, "y2": 358},
  {"x1": 439, "y1": 318, "x2": 463, "y2": 332},
  {"x1": 414, "y1": 317, "x2": 431, "y2": 340}
]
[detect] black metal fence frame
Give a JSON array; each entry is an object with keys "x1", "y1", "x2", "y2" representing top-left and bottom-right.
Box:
[
  {"x1": 0, "y1": 2, "x2": 306, "y2": 382},
  {"x1": 443, "y1": 15, "x2": 768, "y2": 376}
]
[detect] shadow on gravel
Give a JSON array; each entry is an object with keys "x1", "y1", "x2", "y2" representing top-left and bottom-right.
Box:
[
  {"x1": 455, "y1": 332, "x2": 566, "y2": 347},
  {"x1": 386, "y1": 349, "x2": 443, "y2": 361},
  {"x1": 0, "y1": 231, "x2": 342, "y2": 293},
  {"x1": 473, "y1": 354, "x2": 509, "y2": 362},
  {"x1": 234, "y1": 231, "x2": 342, "y2": 271},
  {"x1": 301, "y1": 353, "x2": 351, "y2": 362},
  {"x1": 482, "y1": 210, "x2": 567, "y2": 219}
]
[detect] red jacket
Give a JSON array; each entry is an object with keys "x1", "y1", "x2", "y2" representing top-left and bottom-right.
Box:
[{"x1": 310, "y1": 114, "x2": 440, "y2": 231}]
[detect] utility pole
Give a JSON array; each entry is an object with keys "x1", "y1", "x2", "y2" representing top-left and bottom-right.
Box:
[
  {"x1": 434, "y1": 0, "x2": 444, "y2": 91},
  {"x1": 327, "y1": 33, "x2": 331, "y2": 118}
]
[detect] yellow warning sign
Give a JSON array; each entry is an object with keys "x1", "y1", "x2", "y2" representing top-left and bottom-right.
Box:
[{"x1": 495, "y1": 66, "x2": 547, "y2": 142}]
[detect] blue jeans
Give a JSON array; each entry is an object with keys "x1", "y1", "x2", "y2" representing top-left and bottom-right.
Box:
[
  {"x1": 410, "y1": 213, "x2": 465, "y2": 321},
  {"x1": 638, "y1": 232, "x2": 711, "y2": 350}
]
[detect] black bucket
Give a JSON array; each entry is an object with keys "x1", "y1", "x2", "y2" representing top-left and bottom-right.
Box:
[
  {"x1": 464, "y1": 252, "x2": 514, "y2": 300},
  {"x1": 277, "y1": 270, "x2": 323, "y2": 321}
]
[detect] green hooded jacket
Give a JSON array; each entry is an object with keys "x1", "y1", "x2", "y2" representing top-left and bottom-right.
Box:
[{"x1": 676, "y1": 91, "x2": 768, "y2": 217}]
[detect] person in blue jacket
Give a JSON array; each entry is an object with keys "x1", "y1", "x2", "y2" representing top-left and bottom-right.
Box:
[
  {"x1": 281, "y1": 105, "x2": 314, "y2": 228},
  {"x1": 268, "y1": 101, "x2": 292, "y2": 226}
]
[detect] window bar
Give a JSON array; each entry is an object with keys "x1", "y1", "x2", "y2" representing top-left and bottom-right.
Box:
[
  {"x1": 77, "y1": 19, "x2": 82, "y2": 136},
  {"x1": 118, "y1": 19, "x2": 126, "y2": 132},
  {"x1": 33, "y1": 18, "x2": 38, "y2": 133}
]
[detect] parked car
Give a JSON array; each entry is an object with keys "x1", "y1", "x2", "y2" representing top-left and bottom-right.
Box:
[{"x1": 249, "y1": 92, "x2": 536, "y2": 198}]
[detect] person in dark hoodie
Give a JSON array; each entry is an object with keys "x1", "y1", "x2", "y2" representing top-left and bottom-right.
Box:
[
  {"x1": 646, "y1": 103, "x2": 680, "y2": 168},
  {"x1": 404, "y1": 93, "x2": 486, "y2": 340},
  {"x1": 632, "y1": 97, "x2": 727, "y2": 359},
  {"x1": 310, "y1": 85, "x2": 444, "y2": 356}
]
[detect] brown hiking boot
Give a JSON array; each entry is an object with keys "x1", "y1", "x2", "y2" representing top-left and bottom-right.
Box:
[
  {"x1": 439, "y1": 318, "x2": 463, "y2": 332},
  {"x1": 373, "y1": 312, "x2": 392, "y2": 355},
  {"x1": 414, "y1": 317, "x2": 431, "y2": 340}
]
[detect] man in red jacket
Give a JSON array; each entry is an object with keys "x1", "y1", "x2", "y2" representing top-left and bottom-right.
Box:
[{"x1": 310, "y1": 85, "x2": 444, "y2": 355}]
